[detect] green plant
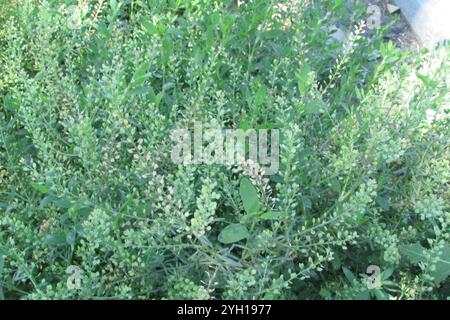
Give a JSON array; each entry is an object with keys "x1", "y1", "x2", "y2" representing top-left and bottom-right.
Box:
[{"x1": 0, "y1": 0, "x2": 448, "y2": 300}]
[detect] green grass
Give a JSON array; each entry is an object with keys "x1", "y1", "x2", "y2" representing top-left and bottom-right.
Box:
[{"x1": 0, "y1": 0, "x2": 448, "y2": 300}]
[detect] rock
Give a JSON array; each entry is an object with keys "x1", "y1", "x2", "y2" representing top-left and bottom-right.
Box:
[
  {"x1": 394, "y1": 0, "x2": 450, "y2": 48},
  {"x1": 387, "y1": 4, "x2": 400, "y2": 14},
  {"x1": 328, "y1": 25, "x2": 348, "y2": 42}
]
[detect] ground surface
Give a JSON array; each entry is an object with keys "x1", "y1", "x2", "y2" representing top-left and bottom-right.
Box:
[{"x1": 362, "y1": 0, "x2": 420, "y2": 49}]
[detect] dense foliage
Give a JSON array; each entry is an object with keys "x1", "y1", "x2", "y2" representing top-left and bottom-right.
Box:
[{"x1": 0, "y1": 0, "x2": 449, "y2": 299}]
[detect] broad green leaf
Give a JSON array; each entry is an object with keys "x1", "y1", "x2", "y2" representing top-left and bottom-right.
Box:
[
  {"x1": 319, "y1": 288, "x2": 332, "y2": 299},
  {"x1": 255, "y1": 84, "x2": 267, "y2": 107},
  {"x1": 0, "y1": 256, "x2": 3, "y2": 300},
  {"x1": 142, "y1": 20, "x2": 158, "y2": 35},
  {"x1": 39, "y1": 195, "x2": 58, "y2": 209},
  {"x1": 218, "y1": 224, "x2": 249, "y2": 244},
  {"x1": 110, "y1": 0, "x2": 118, "y2": 12},
  {"x1": 239, "y1": 177, "x2": 261, "y2": 215},
  {"x1": 166, "y1": 28, "x2": 184, "y2": 37},
  {"x1": 381, "y1": 268, "x2": 394, "y2": 281},
  {"x1": 44, "y1": 232, "x2": 67, "y2": 247},
  {"x1": 39, "y1": 196, "x2": 72, "y2": 209},
  {"x1": 53, "y1": 198, "x2": 73, "y2": 209},
  {"x1": 353, "y1": 290, "x2": 370, "y2": 300},
  {"x1": 330, "y1": 179, "x2": 341, "y2": 193},
  {"x1": 68, "y1": 202, "x2": 93, "y2": 221},
  {"x1": 375, "y1": 196, "x2": 390, "y2": 211},
  {"x1": 374, "y1": 289, "x2": 389, "y2": 300},
  {"x1": 128, "y1": 85, "x2": 150, "y2": 96},
  {"x1": 162, "y1": 82, "x2": 175, "y2": 91},
  {"x1": 269, "y1": 174, "x2": 284, "y2": 184},
  {"x1": 239, "y1": 211, "x2": 261, "y2": 223},
  {"x1": 297, "y1": 64, "x2": 312, "y2": 96},
  {"x1": 148, "y1": 254, "x2": 165, "y2": 269},
  {"x1": 305, "y1": 99, "x2": 324, "y2": 114},
  {"x1": 161, "y1": 37, "x2": 173, "y2": 64},
  {"x1": 31, "y1": 183, "x2": 49, "y2": 194},
  {"x1": 131, "y1": 62, "x2": 150, "y2": 87},
  {"x1": 432, "y1": 245, "x2": 450, "y2": 284},
  {"x1": 399, "y1": 243, "x2": 450, "y2": 284},
  {"x1": 3, "y1": 97, "x2": 19, "y2": 112},
  {"x1": 399, "y1": 244, "x2": 426, "y2": 264}
]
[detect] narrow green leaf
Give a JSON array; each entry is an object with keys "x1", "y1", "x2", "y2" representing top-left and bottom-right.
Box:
[
  {"x1": 416, "y1": 72, "x2": 436, "y2": 88},
  {"x1": 259, "y1": 211, "x2": 283, "y2": 220},
  {"x1": 0, "y1": 256, "x2": 4, "y2": 276},
  {"x1": 218, "y1": 224, "x2": 249, "y2": 244},
  {"x1": 0, "y1": 256, "x2": 3, "y2": 300},
  {"x1": 342, "y1": 267, "x2": 356, "y2": 284}
]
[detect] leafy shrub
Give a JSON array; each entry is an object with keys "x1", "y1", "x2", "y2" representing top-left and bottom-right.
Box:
[{"x1": 0, "y1": 0, "x2": 448, "y2": 300}]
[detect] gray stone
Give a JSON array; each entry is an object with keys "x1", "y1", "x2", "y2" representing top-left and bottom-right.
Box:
[
  {"x1": 394, "y1": 0, "x2": 450, "y2": 48},
  {"x1": 387, "y1": 4, "x2": 400, "y2": 14},
  {"x1": 328, "y1": 25, "x2": 348, "y2": 43}
]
